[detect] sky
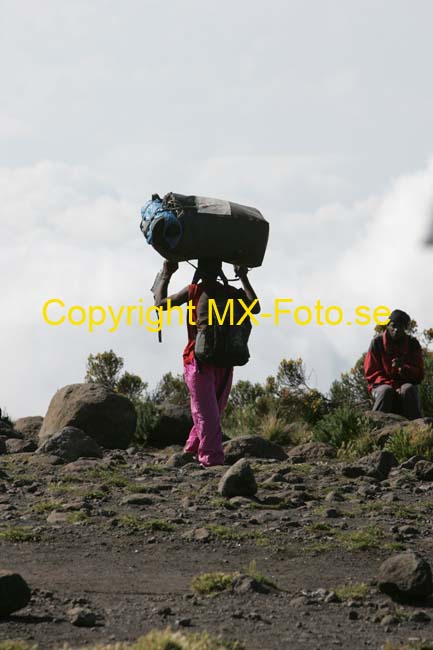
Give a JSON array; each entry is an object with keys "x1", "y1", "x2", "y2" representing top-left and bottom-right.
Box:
[{"x1": 1, "y1": 0, "x2": 433, "y2": 418}]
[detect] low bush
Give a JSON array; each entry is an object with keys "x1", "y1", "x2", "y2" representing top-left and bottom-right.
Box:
[{"x1": 385, "y1": 422, "x2": 433, "y2": 462}]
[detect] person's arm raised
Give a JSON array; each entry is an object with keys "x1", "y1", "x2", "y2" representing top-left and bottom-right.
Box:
[
  {"x1": 153, "y1": 260, "x2": 189, "y2": 310},
  {"x1": 234, "y1": 265, "x2": 261, "y2": 314}
]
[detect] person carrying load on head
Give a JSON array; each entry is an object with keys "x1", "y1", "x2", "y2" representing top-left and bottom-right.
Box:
[
  {"x1": 364, "y1": 309, "x2": 424, "y2": 420},
  {"x1": 153, "y1": 259, "x2": 261, "y2": 467}
]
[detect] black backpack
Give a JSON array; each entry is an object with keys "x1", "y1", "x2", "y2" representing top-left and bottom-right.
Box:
[{"x1": 194, "y1": 290, "x2": 252, "y2": 368}]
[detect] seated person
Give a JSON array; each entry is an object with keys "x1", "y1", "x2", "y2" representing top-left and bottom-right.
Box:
[{"x1": 364, "y1": 309, "x2": 424, "y2": 420}]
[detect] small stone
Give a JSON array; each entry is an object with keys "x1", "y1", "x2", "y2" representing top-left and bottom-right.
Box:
[
  {"x1": 325, "y1": 491, "x2": 344, "y2": 503},
  {"x1": 415, "y1": 460, "x2": 433, "y2": 481},
  {"x1": 218, "y1": 459, "x2": 257, "y2": 498},
  {"x1": 176, "y1": 617, "x2": 191, "y2": 627},
  {"x1": 348, "y1": 610, "x2": 359, "y2": 620},
  {"x1": 325, "y1": 508, "x2": 341, "y2": 518},
  {"x1": 67, "y1": 606, "x2": 97, "y2": 627},
  {"x1": 325, "y1": 591, "x2": 341, "y2": 603},
  {"x1": 380, "y1": 614, "x2": 399, "y2": 626},
  {"x1": 193, "y1": 527, "x2": 212, "y2": 542},
  {"x1": 378, "y1": 551, "x2": 433, "y2": 600},
  {"x1": 410, "y1": 610, "x2": 431, "y2": 623}
]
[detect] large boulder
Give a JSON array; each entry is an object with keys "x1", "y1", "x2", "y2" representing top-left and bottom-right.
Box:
[
  {"x1": 223, "y1": 435, "x2": 287, "y2": 465},
  {"x1": 5, "y1": 438, "x2": 37, "y2": 454},
  {"x1": 287, "y1": 441, "x2": 336, "y2": 463},
  {"x1": 0, "y1": 570, "x2": 31, "y2": 617},
  {"x1": 39, "y1": 383, "x2": 136, "y2": 450},
  {"x1": 378, "y1": 551, "x2": 433, "y2": 600},
  {"x1": 218, "y1": 459, "x2": 257, "y2": 498},
  {"x1": 145, "y1": 402, "x2": 193, "y2": 448},
  {"x1": 37, "y1": 427, "x2": 103, "y2": 463},
  {"x1": 14, "y1": 416, "x2": 43, "y2": 441}
]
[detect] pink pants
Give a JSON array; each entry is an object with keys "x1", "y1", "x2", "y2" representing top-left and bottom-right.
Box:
[{"x1": 183, "y1": 358, "x2": 233, "y2": 466}]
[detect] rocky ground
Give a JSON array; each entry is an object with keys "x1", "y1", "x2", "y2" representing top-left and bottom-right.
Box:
[{"x1": 2, "y1": 432, "x2": 433, "y2": 650}]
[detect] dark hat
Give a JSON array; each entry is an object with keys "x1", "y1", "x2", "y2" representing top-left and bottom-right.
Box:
[{"x1": 389, "y1": 309, "x2": 411, "y2": 327}]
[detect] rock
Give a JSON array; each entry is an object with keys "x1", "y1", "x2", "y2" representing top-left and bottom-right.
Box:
[
  {"x1": 380, "y1": 614, "x2": 399, "y2": 626},
  {"x1": 166, "y1": 452, "x2": 196, "y2": 468},
  {"x1": 287, "y1": 442, "x2": 336, "y2": 463},
  {"x1": 0, "y1": 570, "x2": 31, "y2": 616},
  {"x1": 67, "y1": 606, "x2": 97, "y2": 627},
  {"x1": 145, "y1": 402, "x2": 193, "y2": 448},
  {"x1": 232, "y1": 575, "x2": 271, "y2": 594},
  {"x1": 409, "y1": 610, "x2": 431, "y2": 623},
  {"x1": 342, "y1": 464, "x2": 366, "y2": 479},
  {"x1": 120, "y1": 495, "x2": 153, "y2": 506},
  {"x1": 5, "y1": 438, "x2": 37, "y2": 454},
  {"x1": 399, "y1": 456, "x2": 424, "y2": 470},
  {"x1": 47, "y1": 511, "x2": 71, "y2": 524},
  {"x1": 14, "y1": 416, "x2": 43, "y2": 441},
  {"x1": 218, "y1": 459, "x2": 257, "y2": 498},
  {"x1": 415, "y1": 460, "x2": 433, "y2": 481},
  {"x1": 39, "y1": 383, "x2": 136, "y2": 449},
  {"x1": 223, "y1": 436, "x2": 287, "y2": 465},
  {"x1": 325, "y1": 491, "x2": 345, "y2": 502},
  {"x1": 365, "y1": 411, "x2": 408, "y2": 427},
  {"x1": 193, "y1": 527, "x2": 212, "y2": 542},
  {"x1": 290, "y1": 596, "x2": 309, "y2": 607},
  {"x1": 359, "y1": 450, "x2": 398, "y2": 480},
  {"x1": 37, "y1": 427, "x2": 103, "y2": 463},
  {"x1": 60, "y1": 459, "x2": 104, "y2": 474},
  {"x1": 325, "y1": 508, "x2": 341, "y2": 518},
  {"x1": 398, "y1": 525, "x2": 420, "y2": 536},
  {"x1": 0, "y1": 438, "x2": 6, "y2": 455},
  {"x1": 378, "y1": 551, "x2": 433, "y2": 600}
]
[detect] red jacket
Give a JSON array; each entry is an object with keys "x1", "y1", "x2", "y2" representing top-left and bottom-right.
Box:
[{"x1": 364, "y1": 331, "x2": 424, "y2": 392}]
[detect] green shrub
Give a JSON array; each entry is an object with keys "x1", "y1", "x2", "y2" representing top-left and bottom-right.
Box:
[
  {"x1": 258, "y1": 413, "x2": 295, "y2": 445},
  {"x1": 313, "y1": 405, "x2": 375, "y2": 449},
  {"x1": 132, "y1": 398, "x2": 159, "y2": 446},
  {"x1": 385, "y1": 423, "x2": 433, "y2": 462}
]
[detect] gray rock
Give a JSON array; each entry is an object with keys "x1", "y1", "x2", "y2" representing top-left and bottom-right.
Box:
[
  {"x1": 0, "y1": 570, "x2": 31, "y2": 617},
  {"x1": 5, "y1": 439, "x2": 37, "y2": 454},
  {"x1": 145, "y1": 402, "x2": 192, "y2": 448},
  {"x1": 223, "y1": 436, "x2": 287, "y2": 465},
  {"x1": 166, "y1": 452, "x2": 196, "y2": 468},
  {"x1": 378, "y1": 551, "x2": 433, "y2": 600},
  {"x1": 359, "y1": 450, "x2": 398, "y2": 479},
  {"x1": 218, "y1": 459, "x2": 257, "y2": 498},
  {"x1": 410, "y1": 610, "x2": 431, "y2": 623},
  {"x1": 14, "y1": 416, "x2": 43, "y2": 441},
  {"x1": 232, "y1": 575, "x2": 271, "y2": 594},
  {"x1": 67, "y1": 606, "x2": 97, "y2": 627},
  {"x1": 37, "y1": 427, "x2": 103, "y2": 463},
  {"x1": 120, "y1": 495, "x2": 153, "y2": 506},
  {"x1": 415, "y1": 460, "x2": 433, "y2": 481},
  {"x1": 399, "y1": 456, "x2": 424, "y2": 470},
  {"x1": 287, "y1": 442, "x2": 336, "y2": 463},
  {"x1": 342, "y1": 464, "x2": 366, "y2": 479},
  {"x1": 39, "y1": 383, "x2": 136, "y2": 449},
  {"x1": 325, "y1": 491, "x2": 345, "y2": 502},
  {"x1": 47, "y1": 511, "x2": 71, "y2": 524},
  {"x1": 193, "y1": 527, "x2": 212, "y2": 542}
]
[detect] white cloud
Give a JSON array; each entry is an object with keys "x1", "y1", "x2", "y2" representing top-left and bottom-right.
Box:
[{"x1": 1, "y1": 157, "x2": 433, "y2": 419}]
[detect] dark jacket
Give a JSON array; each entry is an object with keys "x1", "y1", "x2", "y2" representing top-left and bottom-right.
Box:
[{"x1": 364, "y1": 331, "x2": 424, "y2": 392}]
